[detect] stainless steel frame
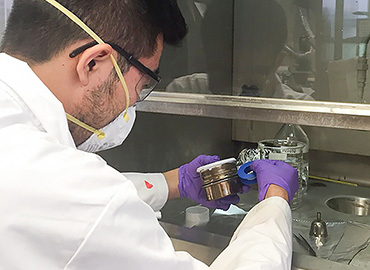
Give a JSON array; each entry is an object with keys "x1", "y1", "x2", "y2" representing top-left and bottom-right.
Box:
[
  {"x1": 165, "y1": 220, "x2": 365, "y2": 269},
  {"x1": 137, "y1": 92, "x2": 370, "y2": 131},
  {"x1": 161, "y1": 179, "x2": 370, "y2": 269}
]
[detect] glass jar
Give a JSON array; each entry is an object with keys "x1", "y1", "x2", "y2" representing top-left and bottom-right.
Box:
[
  {"x1": 275, "y1": 124, "x2": 309, "y2": 193},
  {"x1": 258, "y1": 139, "x2": 304, "y2": 210}
]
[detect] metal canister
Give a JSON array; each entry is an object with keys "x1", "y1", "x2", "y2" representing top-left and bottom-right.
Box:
[{"x1": 197, "y1": 158, "x2": 242, "y2": 201}]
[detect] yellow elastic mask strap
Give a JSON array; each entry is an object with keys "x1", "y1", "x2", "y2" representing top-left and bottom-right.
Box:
[
  {"x1": 44, "y1": 0, "x2": 130, "y2": 123},
  {"x1": 66, "y1": 113, "x2": 105, "y2": 139}
]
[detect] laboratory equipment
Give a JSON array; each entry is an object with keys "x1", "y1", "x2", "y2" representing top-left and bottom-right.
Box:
[
  {"x1": 275, "y1": 123, "x2": 309, "y2": 193},
  {"x1": 258, "y1": 139, "x2": 304, "y2": 210},
  {"x1": 185, "y1": 205, "x2": 210, "y2": 228},
  {"x1": 197, "y1": 158, "x2": 242, "y2": 201},
  {"x1": 357, "y1": 34, "x2": 370, "y2": 103},
  {"x1": 237, "y1": 148, "x2": 260, "y2": 165},
  {"x1": 326, "y1": 196, "x2": 370, "y2": 216},
  {"x1": 237, "y1": 161, "x2": 257, "y2": 185},
  {"x1": 309, "y1": 212, "x2": 328, "y2": 248}
]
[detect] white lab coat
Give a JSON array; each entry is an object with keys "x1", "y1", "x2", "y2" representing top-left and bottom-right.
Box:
[{"x1": 0, "y1": 53, "x2": 292, "y2": 269}]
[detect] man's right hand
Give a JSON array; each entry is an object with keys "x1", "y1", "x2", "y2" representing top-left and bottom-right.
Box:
[{"x1": 250, "y1": 160, "x2": 299, "y2": 203}]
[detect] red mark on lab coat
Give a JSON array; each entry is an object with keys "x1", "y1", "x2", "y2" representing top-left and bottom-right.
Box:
[{"x1": 145, "y1": 181, "x2": 153, "y2": 189}]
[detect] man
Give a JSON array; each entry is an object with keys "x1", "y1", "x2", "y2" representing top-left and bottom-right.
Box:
[{"x1": 0, "y1": 0, "x2": 298, "y2": 269}]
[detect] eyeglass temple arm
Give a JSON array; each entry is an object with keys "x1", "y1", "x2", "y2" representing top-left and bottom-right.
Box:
[
  {"x1": 69, "y1": 41, "x2": 98, "y2": 58},
  {"x1": 69, "y1": 41, "x2": 160, "y2": 82},
  {"x1": 69, "y1": 41, "x2": 131, "y2": 58}
]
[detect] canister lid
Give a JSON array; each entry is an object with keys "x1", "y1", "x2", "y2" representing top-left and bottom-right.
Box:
[
  {"x1": 238, "y1": 161, "x2": 257, "y2": 185},
  {"x1": 196, "y1": 157, "x2": 236, "y2": 173}
]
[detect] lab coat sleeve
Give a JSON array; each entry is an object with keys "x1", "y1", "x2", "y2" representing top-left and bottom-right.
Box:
[
  {"x1": 121, "y1": 172, "x2": 169, "y2": 212},
  {"x1": 210, "y1": 196, "x2": 292, "y2": 270},
  {"x1": 65, "y1": 181, "x2": 209, "y2": 270}
]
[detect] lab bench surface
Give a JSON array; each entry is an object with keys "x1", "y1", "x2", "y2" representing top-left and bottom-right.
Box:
[{"x1": 160, "y1": 179, "x2": 370, "y2": 269}]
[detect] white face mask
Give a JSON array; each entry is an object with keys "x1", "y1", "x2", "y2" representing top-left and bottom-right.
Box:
[{"x1": 77, "y1": 107, "x2": 136, "y2": 153}]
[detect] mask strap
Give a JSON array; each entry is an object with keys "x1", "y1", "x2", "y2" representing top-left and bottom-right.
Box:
[
  {"x1": 66, "y1": 113, "x2": 105, "y2": 139},
  {"x1": 44, "y1": 0, "x2": 130, "y2": 136}
]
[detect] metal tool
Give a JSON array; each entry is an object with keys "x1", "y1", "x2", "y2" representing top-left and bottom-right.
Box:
[
  {"x1": 197, "y1": 158, "x2": 242, "y2": 201},
  {"x1": 309, "y1": 212, "x2": 328, "y2": 238},
  {"x1": 293, "y1": 232, "x2": 317, "y2": 257},
  {"x1": 309, "y1": 212, "x2": 328, "y2": 248}
]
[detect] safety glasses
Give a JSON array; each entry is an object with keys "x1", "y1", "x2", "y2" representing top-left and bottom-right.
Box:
[{"x1": 69, "y1": 41, "x2": 161, "y2": 102}]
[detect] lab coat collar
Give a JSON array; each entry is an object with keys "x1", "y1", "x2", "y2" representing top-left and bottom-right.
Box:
[{"x1": 0, "y1": 53, "x2": 76, "y2": 147}]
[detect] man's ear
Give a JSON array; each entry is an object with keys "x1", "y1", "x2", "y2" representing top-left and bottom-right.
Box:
[{"x1": 75, "y1": 43, "x2": 114, "y2": 86}]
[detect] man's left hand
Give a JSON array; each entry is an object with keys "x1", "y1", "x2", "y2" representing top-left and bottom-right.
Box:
[{"x1": 178, "y1": 155, "x2": 250, "y2": 210}]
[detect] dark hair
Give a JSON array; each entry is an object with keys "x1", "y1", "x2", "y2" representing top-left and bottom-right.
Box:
[{"x1": 1, "y1": 0, "x2": 187, "y2": 64}]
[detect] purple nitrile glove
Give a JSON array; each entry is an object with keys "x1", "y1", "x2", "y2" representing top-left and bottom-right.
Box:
[
  {"x1": 178, "y1": 155, "x2": 250, "y2": 211},
  {"x1": 250, "y1": 159, "x2": 299, "y2": 203}
]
